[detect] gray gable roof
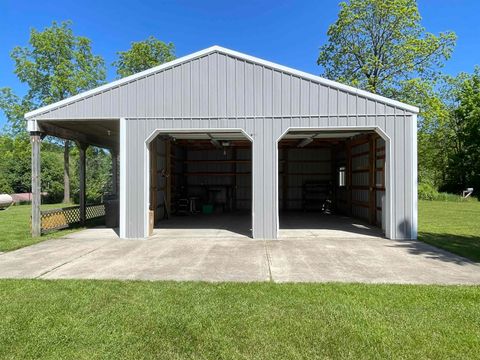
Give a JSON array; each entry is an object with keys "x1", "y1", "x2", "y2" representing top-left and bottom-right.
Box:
[{"x1": 25, "y1": 45, "x2": 418, "y2": 121}]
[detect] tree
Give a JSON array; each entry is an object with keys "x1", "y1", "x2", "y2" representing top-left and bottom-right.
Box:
[
  {"x1": 0, "y1": 88, "x2": 33, "y2": 137},
  {"x1": 113, "y1": 36, "x2": 175, "y2": 78},
  {"x1": 442, "y1": 68, "x2": 480, "y2": 194},
  {"x1": 317, "y1": 0, "x2": 456, "y2": 96},
  {"x1": 9, "y1": 20, "x2": 106, "y2": 203},
  {"x1": 0, "y1": 135, "x2": 64, "y2": 201}
]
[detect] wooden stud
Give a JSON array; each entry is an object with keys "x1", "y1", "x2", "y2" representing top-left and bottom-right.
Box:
[
  {"x1": 150, "y1": 139, "x2": 157, "y2": 221},
  {"x1": 346, "y1": 140, "x2": 353, "y2": 216},
  {"x1": 282, "y1": 148, "x2": 289, "y2": 211},
  {"x1": 232, "y1": 147, "x2": 237, "y2": 211},
  {"x1": 330, "y1": 144, "x2": 337, "y2": 212},
  {"x1": 369, "y1": 134, "x2": 376, "y2": 225},
  {"x1": 166, "y1": 138, "x2": 172, "y2": 215}
]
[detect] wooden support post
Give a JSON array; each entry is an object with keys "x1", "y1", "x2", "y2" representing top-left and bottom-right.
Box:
[
  {"x1": 31, "y1": 132, "x2": 42, "y2": 237},
  {"x1": 63, "y1": 140, "x2": 70, "y2": 203},
  {"x1": 166, "y1": 139, "x2": 172, "y2": 215},
  {"x1": 77, "y1": 142, "x2": 88, "y2": 225},
  {"x1": 150, "y1": 139, "x2": 157, "y2": 219},
  {"x1": 232, "y1": 147, "x2": 237, "y2": 211},
  {"x1": 330, "y1": 144, "x2": 337, "y2": 212},
  {"x1": 346, "y1": 140, "x2": 352, "y2": 216},
  {"x1": 110, "y1": 149, "x2": 119, "y2": 196},
  {"x1": 369, "y1": 134, "x2": 377, "y2": 225},
  {"x1": 282, "y1": 148, "x2": 289, "y2": 211}
]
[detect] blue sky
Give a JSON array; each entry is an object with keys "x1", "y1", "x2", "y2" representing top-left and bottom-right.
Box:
[{"x1": 1, "y1": 0, "x2": 479, "y2": 127}]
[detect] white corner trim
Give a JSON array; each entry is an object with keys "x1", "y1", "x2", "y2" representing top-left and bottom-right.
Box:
[
  {"x1": 411, "y1": 114, "x2": 418, "y2": 239},
  {"x1": 119, "y1": 118, "x2": 127, "y2": 238},
  {"x1": 143, "y1": 138, "x2": 150, "y2": 239},
  {"x1": 25, "y1": 45, "x2": 418, "y2": 119}
]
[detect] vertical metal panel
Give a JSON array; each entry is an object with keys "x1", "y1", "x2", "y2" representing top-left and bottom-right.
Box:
[
  {"x1": 281, "y1": 74, "x2": 291, "y2": 115},
  {"x1": 253, "y1": 65, "x2": 263, "y2": 115},
  {"x1": 244, "y1": 62, "x2": 254, "y2": 116},
  {"x1": 217, "y1": 54, "x2": 227, "y2": 117},
  {"x1": 272, "y1": 71, "x2": 282, "y2": 116},
  {"x1": 300, "y1": 79, "x2": 310, "y2": 116}
]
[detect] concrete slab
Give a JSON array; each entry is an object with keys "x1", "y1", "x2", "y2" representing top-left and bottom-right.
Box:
[
  {"x1": 40, "y1": 238, "x2": 269, "y2": 282},
  {"x1": 279, "y1": 212, "x2": 384, "y2": 239},
  {"x1": 266, "y1": 238, "x2": 480, "y2": 284},
  {"x1": 0, "y1": 223, "x2": 479, "y2": 284},
  {"x1": 0, "y1": 229, "x2": 115, "y2": 278}
]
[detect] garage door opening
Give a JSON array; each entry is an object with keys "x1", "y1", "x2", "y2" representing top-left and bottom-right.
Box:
[
  {"x1": 278, "y1": 129, "x2": 386, "y2": 238},
  {"x1": 148, "y1": 131, "x2": 252, "y2": 239}
]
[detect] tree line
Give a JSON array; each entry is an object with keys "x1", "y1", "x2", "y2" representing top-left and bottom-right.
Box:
[
  {"x1": 1, "y1": 0, "x2": 479, "y2": 203},
  {"x1": 0, "y1": 21, "x2": 176, "y2": 203}
]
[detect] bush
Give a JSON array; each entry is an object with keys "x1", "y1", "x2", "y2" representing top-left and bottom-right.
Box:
[
  {"x1": 419, "y1": 182, "x2": 477, "y2": 202},
  {"x1": 418, "y1": 183, "x2": 439, "y2": 200}
]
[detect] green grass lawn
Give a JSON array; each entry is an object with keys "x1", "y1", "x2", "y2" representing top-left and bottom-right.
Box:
[
  {"x1": 418, "y1": 199, "x2": 480, "y2": 262},
  {"x1": 0, "y1": 202, "x2": 479, "y2": 358},
  {"x1": 0, "y1": 203, "x2": 89, "y2": 252},
  {"x1": 0, "y1": 280, "x2": 479, "y2": 359}
]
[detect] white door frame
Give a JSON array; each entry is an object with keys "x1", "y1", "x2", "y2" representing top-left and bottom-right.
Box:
[
  {"x1": 143, "y1": 128, "x2": 254, "y2": 238},
  {"x1": 275, "y1": 126, "x2": 392, "y2": 239}
]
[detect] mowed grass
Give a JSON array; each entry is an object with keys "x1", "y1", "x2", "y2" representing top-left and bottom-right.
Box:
[
  {"x1": 0, "y1": 280, "x2": 479, "y2": 359},
  {"x1": 418, "y1": 200, "x2": 480, "y2": 262},
  {"x1": 0, "y1": 203, "x2": 86, "y2": 252}
]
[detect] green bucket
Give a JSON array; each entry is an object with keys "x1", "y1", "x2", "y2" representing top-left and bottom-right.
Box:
[{"x1": 202, "y1": 204, "x2": 214, "y2": 214}]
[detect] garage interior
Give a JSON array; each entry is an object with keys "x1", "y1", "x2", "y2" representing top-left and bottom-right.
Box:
[
  {"x1": 148, "y1": 129, "x2": 386, "y2": 239},
  {"x1": 278, "y1": 130, "x2": 386, "y2": 238},
  {"x1": 149, "y1": 131, "x2": 252, "y2": 238}
]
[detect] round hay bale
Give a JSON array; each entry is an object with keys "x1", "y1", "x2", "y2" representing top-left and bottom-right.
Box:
[{"x1": 0, "y1": 194, "x2": 13, "y2": 210}]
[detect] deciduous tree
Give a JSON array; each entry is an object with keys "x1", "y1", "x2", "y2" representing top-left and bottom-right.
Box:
[
  {"x1": 113, "y1": 36, "x2": 175, "y2": 78},
  {"x1": 9, "y1": 20, "x2": 106, "y2": 203},
  {"x1": 317, "y1": 0, "x2": 456, "y2": 96}
]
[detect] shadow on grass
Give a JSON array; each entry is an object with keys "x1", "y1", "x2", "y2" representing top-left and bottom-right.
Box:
[
  {"x1": 385, "y1": 232, "x2": 480, "y2": 265},
  {"x1": 417, "y1": 232, "x2": 480, "y2": 264}
]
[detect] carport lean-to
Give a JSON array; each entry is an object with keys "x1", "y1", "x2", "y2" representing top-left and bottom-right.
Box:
[{"x1": 26, "y1": 46, "x2": 419, "y2": 240}]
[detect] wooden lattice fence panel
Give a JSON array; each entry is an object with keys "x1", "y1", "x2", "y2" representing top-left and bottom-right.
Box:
[
  {"x1": 38, "y1": 203, "x2": 105, "y2": 233},
  {"x1": 86, "y1": 204, "x2": 105, "y2": 220}
]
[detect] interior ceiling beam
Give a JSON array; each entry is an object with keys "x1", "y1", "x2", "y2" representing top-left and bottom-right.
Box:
[
  {"x1": 297, "y1": 133, "x2": 319, "y2": 148},
  {"x1": 38, "y1": 122, "x2": 119, "y2": 151},
  {"x1": 206, "y1": 133, "x2": 222, "y2": 149}
]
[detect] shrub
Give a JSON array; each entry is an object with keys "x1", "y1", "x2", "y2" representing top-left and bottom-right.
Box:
[
  {"x1": 419, "y1": 182, "x2": 477, "y2": 202},
  {"x1": 418, "y1": 183, "x2": 439, "y2": 200}
]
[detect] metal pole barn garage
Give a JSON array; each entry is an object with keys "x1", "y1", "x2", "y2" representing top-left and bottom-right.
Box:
[{"x1": 26, "y1": 46, "x2": 418, "y2": 240}]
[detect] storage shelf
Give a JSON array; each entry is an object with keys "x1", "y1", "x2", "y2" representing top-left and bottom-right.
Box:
[
  {"x1": 183, "y1": 160, "x2": 251, "y2": 164},
  {"x1": 280, "y1": 159, "x2": 331, "y2": 164},
  {"x1": 280, "y1": 172, "x2": 331, "y2": 176},
  {"x1": 182, "y1": 172, "x2": 251, "y2": 176}
]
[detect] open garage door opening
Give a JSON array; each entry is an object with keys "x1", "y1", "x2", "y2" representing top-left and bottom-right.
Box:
[
  {"x1": 278, "y1": 129, "x2": 387, "y2": 238},
  {"x1": 148, "y1": 130, "x2": 252, "y2": 239}
]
